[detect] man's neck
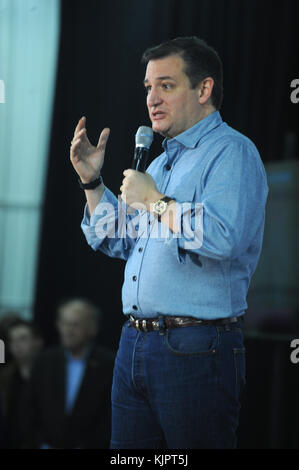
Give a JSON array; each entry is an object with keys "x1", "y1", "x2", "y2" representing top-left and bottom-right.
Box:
[
  {"x1": 197, "y1": 104, "x2": 216, "y2": 122},
  {"x1": 164, "y1": 106, "x2": 217, "y2": 141},
  {"x1": 67, "y1": 343, "x2": 91, "y2": 360}
]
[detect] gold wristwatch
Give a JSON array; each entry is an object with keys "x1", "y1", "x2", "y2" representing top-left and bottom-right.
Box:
[{"x1": 152, "y1": 196, "x2": 175, "y2": 222}]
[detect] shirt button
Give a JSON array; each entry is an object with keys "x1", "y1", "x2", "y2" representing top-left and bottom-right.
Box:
[
  {"x1": 133, "y1": 305, "x2": 138, "y2": 311},
  {"x1": 165, "y1": 164, "x2": 171, "y2": 171},
  {"x1": 138, "y1": 247, "x2": 143, "y2": 253},
  {"x1": 133, "y1": 276, "x2": 137, "y2": 281}
]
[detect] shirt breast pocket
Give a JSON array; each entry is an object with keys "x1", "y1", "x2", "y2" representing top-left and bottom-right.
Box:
[
  {"x1": 168, "y1": 184, "x2": 203, "y2": 259},
  {"x1": 172, "y1": 185, "x2": 202, "y2": 236}
]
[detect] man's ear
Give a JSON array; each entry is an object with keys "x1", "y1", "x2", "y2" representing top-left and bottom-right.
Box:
[{"x1": 197, "y1": 77, "x2": 214, "y2": 105}]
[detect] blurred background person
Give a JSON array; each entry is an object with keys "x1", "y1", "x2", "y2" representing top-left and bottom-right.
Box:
[
  {"x1": 0, "y1": 318, "x2": 44, "y2": 449},
  {"x1": 25, "y1": 298, "x2": 115, "y2": 449},
  {"x1": 0, "y1": 312, "x2": 24, "y2": 365}
]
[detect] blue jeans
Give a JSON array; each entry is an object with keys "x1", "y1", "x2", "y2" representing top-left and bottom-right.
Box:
[{"x1": 110, "y1": 317, "x2": 246, "y2": 449}]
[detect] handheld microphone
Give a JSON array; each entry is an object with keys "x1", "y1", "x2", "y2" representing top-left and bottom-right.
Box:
[{"x1": 132, "y1": 126, "x2": 153, "y2": 172}]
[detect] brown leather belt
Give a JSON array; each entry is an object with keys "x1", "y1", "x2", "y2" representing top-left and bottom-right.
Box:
[{"x1": 128, "y1": 314, "x2": 242, "y2": 332}]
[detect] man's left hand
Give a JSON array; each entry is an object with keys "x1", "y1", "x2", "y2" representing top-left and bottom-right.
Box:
[{"x1": 120, "y1": 169, "x2": 163, "y2": 211}]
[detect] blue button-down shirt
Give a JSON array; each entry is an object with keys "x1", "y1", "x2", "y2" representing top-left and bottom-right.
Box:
[
  {"x1": 64, "y1": 348, "x2": 89, "y2": 414},
  {"x1": 81, "y1": 111, "x2": 268, "y2": 320}
]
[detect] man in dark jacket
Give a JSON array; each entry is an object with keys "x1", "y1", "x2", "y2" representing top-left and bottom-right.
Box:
[
  {"x1": 26, "y1": 298, "x2": 115, "y2": 449},
  {"x1": 0, "y1": 318, "x2": 43, "y2": 449}
]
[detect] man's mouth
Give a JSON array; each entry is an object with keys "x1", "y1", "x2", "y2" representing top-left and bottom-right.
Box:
[{"x1": 152, "y1": 111, "x2": 166, "y2": 121}]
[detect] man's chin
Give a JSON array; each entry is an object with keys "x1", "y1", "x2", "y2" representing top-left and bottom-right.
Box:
[{"x1": 152, "y1": 122, "x2": 171, "y2": 138}]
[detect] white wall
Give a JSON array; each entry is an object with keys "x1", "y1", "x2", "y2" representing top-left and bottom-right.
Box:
[{"x1": 0, "y1": 0, "x2": 60, "y2": 319}]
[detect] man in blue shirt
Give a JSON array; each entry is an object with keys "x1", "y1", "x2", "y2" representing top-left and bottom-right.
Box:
[
  {"x1": 25, "y1": 298, "x2": 115, "y2": 448},
  {"x1": 70, "y1": 37, "x2": 268, "y2": 448}
]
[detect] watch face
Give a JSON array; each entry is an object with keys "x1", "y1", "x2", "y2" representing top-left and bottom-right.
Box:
[{"x1": 154, "y1": 200, "x2": 167, "y2": 215}]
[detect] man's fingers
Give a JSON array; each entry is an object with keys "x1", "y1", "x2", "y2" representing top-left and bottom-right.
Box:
[
  {"x1": 73, "y1": 116, "x2": 85, "y2": 137},
  {"x1": 71, "y1": 127, "x2": 91, "y2": 152},
  {"x1": 74, "y1": 123, "x2": 86, "y2": 142},
  {"x1": 73, "y1": 120, "x2": 81, "y2": 137},
  {"x1": 70, "y1": 138, "x2": 81, "y2": 158},
  {"x1": 123, "y1": 169, "x2": 134, "y2": 177},
  {"x1": 72, "y1": 137, "x2": 81, "y2": 147},
  {"x1": 73, "y1": 128, "x2": 86, "y2": 141},
  {"x1": 74, "y1": 128, "x2": 87, "y2": 147},
  {"x1": 97, "y1": 128, "x2": 110, "y2": 151}
]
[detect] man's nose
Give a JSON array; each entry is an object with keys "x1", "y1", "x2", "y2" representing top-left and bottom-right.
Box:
[{"x1": 147, "y1": 88, "x2": 163, "y2": 107}]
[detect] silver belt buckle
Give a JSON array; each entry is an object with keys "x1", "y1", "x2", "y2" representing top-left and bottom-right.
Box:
[{"x1": 142, "y1": 319, "x2": 147, "y2": 332}]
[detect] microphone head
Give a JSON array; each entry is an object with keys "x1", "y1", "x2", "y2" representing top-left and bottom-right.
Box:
[{"x1": 135, "y1": 126, "x2": 153, "y2": 149}]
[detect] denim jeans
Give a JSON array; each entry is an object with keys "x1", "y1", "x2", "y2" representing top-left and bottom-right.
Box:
[{"x1": 110, "y1": 316, "x2": 246, "y2": 449}]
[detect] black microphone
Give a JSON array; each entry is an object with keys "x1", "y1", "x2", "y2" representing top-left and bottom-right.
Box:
[{"x1": 132, "y1": 126, "x2": 153, "y2": 172}]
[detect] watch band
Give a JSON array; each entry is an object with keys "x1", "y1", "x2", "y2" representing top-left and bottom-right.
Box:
[
  {"x1": 157, "y1": 196, "x2": 175, "y2": 222},
  {"x1": 78, "y1": 174, "x2": 103, "y2": 190}
]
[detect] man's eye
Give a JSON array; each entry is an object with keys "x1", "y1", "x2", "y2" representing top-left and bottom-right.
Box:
[
  {"x1": 162, "y1": 83, "x2": 172, "y2": 90},
  {"x1": 145, "y1": 86, "x2": 151, "y2": 94}
]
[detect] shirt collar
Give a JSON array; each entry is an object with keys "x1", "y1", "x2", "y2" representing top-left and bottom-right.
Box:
[{"x1": 162, "y1": 110, "x2": 222, "y2": 150}]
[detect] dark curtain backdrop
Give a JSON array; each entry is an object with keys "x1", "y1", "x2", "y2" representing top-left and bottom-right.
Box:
[{"x1": 33, "y1": 0, "x2": 298, "y2": 447}]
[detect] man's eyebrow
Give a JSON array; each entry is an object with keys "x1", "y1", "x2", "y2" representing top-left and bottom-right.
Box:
[{"x1": 143, "y1": 76, "x2": 176, "y2": 84}]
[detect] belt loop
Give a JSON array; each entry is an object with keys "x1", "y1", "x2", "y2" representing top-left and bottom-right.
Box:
[{"x1": 158, "y1": 314, "x2": 166, "y2": 335}]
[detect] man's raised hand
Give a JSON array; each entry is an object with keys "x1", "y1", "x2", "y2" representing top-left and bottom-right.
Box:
[{"x1": 70, "y1": 116, "x2": 110, "y2": 184}]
